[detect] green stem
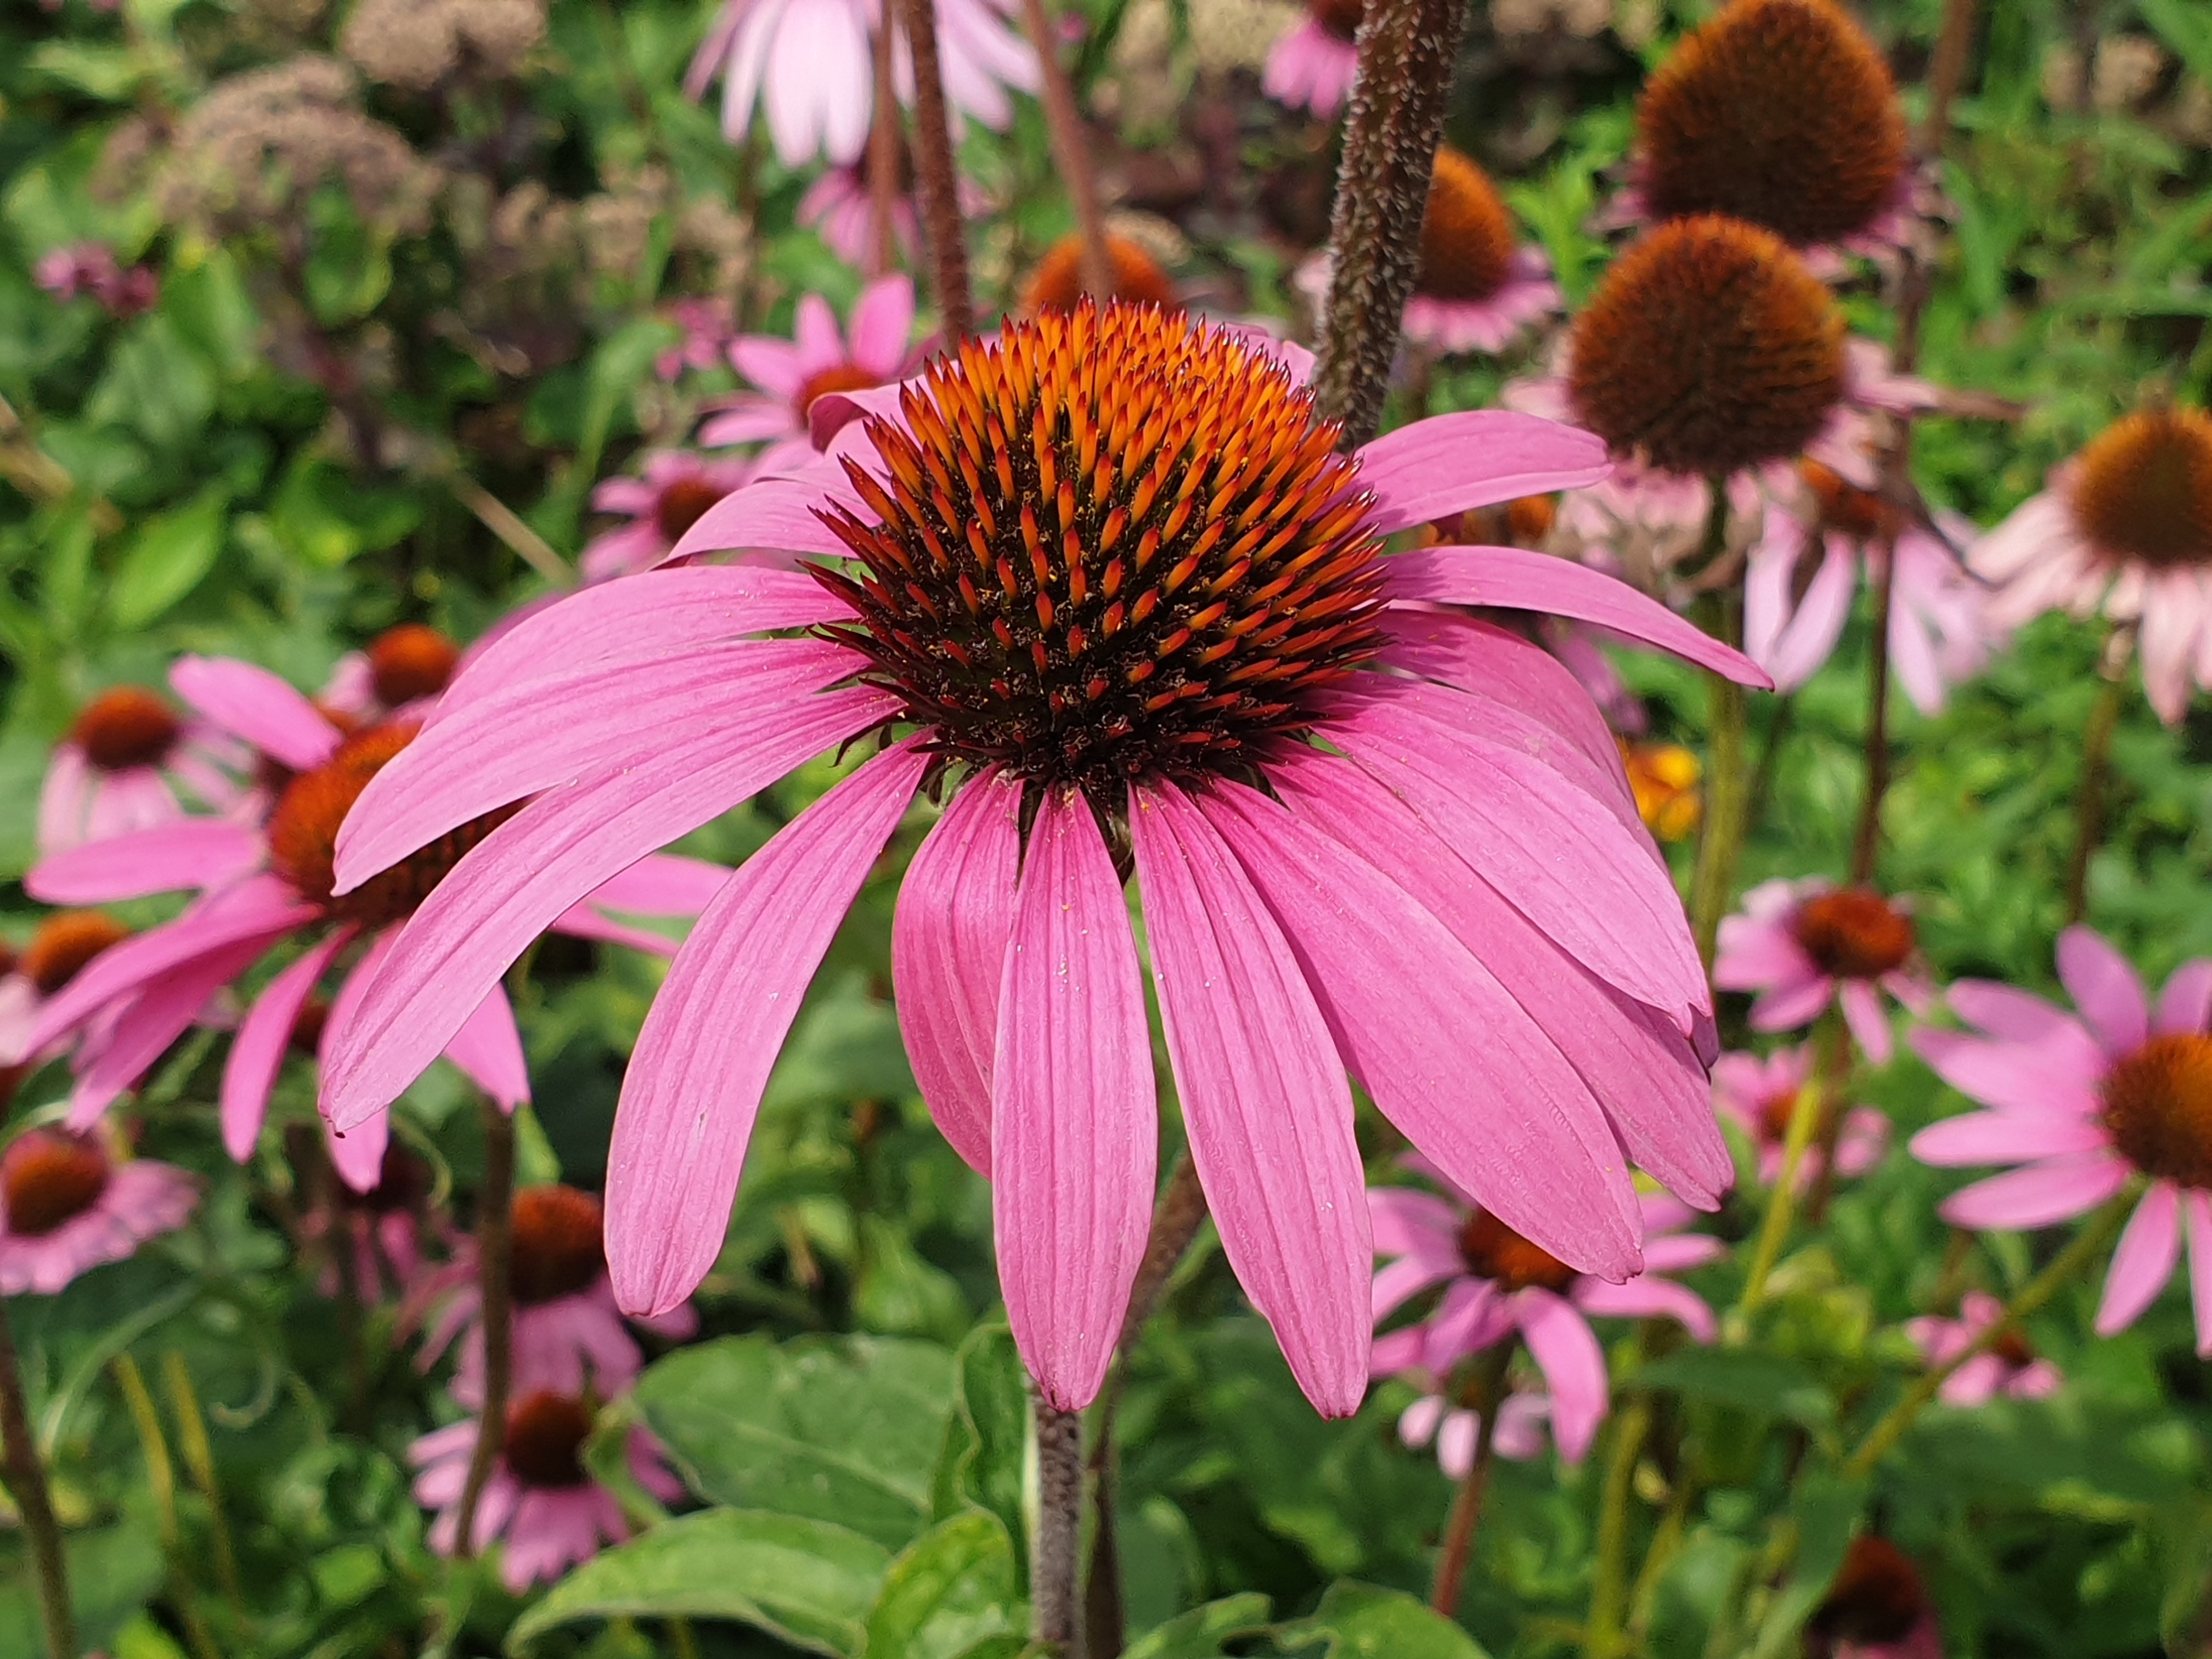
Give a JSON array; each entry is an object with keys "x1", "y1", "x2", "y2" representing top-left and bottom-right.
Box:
[
  {"x1": 1844, "y1": 1191, "x2": 2136, "y2": 1478},
  {"x1": 1583, "y1": 1383, "x2": 1653, "y2": 1658},
  {"x1": 1847, "y1": 532, "x2": 1896, "y2": 887},
  {"x1": 1685, "y1": 483, "x2": 1745, "y2": 969},
  {"x1": 1625, "y1": 1468, "x2": 1703, "y2": 1647},
  {"x1": 1429, "y1": 1342, "x2": 1514, "y2": 1617},
  {"x1": 0, "y1": 1300, "x2": 75, "y2": 1659},
  {"x1": 2065, "y1": 665, "x2": 2126, "y2": 928},
  {"x1": 1733, "y1": 1011, "x2": 1847, "y2": 1323},
  {"x1": 160, "y1": 1352, "x2": 243, "y2": 1618},
  {"x1": 454, "y1": 1102, "x2": 517, "y2": 1558}
]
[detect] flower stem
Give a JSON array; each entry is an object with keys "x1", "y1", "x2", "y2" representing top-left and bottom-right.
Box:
[
  {"x1": 2065, "y1": 652, "x2": 2128, "y2": 927},
  {"x1": 161, "y1": 1351, "x2": 243, "y2": 1617},
  {"x1": 898, "y1": 0, "x2": 975, "y2": 341},
  {"x1": 1685, "y1": 484, "x2": 1745, "y2": 969},
  {"x1": 453, "y1": 1101, "x2": 516, "y2": 1558},
  {"x1": 1733, "y1": 1011, "x2": 1847, "y2": 1324},
  {"x1": 1017, "y1": 0, "x2": 1114, "y2": 303},
  {"x1": 1583, "y1": 1384, "x2": 1654, "y2": 1658},
  {"x1": 1847, "y1": 536, "x2": 1896, "y2": 887},
  {"x1": 1309, "y1": 0, "x2": 1470, "y2": 449},
  {"x1": 0, "y1": 1299, "x2": 75, "y2": 1659},
  {"x1": 1844, "y1": 1190, "x2": 2134, "y2": 1478},
  {"x1": 866, "y1": 5, "x2": 904, "y2": 279},
  {"x1": 1430, "y1": 1342, "x2": 1514, "y2": 1617},
  {"x1": 1031, "y1": 1395, "x2": 1086, "y2": 1652}
]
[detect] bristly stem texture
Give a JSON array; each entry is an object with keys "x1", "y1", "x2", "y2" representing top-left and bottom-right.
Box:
[
  {"x1": 454, "y1": 1101, "x2": 517, "y2": 1558},
  {"x1": 1309, "y1": 0, "x2": 1470, "y2": 449},
  {"x1": 1686, "y1": 483, "x2": 1745, "y2": 968},
  {"x1": 866, "y1": 3, "x2": 903, "y2": 278},
  {"x1": 0, "y1": 1299, "x2": 75, "y2": 1659},
  {"x1": 1430, "y1": 1342, "x2": 1514, "y2": 1616},
  {"x1": 898, "y1": 0, "x2": 974, "y2": 341},
  {"x1": 1018, "y1": 0, "x2": 1114, "y2": 302},
  {"x1": 1032, "y1": 1397, "x2": 1086, "y2": 1652}
]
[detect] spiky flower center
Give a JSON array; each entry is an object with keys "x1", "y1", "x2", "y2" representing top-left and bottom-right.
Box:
[
  {"x1": 1798, "y1": 458, "x2": 1904, "y2": 541},
  {"x1": 2, "y1": 1131, "x2": 110, "y2": 1238},
  {"x1": 1311, "y1": 0, "x2": 1365, "y2": 41},
  {"x1": 502, "y1": 1390, "x2": 595, "y2": 1489},
  {"x1": 654, "y1": 475, "x2": 729, "y2": 544},
  {"x1": 2102, "y1": 1033, "x2": 2212, "y2": 1190},
  {"x1": 509, "y1": 1184, "x2": 607, "y2": 1305},
  {"x1": 367, "y1": 625, "x2": 460, "y2": 707},
  {"x1": 267, "y1": 724, "x2": 516, "y2": 929},
  {"x1": 21, "y1": 911, "x2": 130, "y2": 997},
  {"x1": 2067, "y1": 408, "x2": 2212, "y2": 572},
  {"x1": 1789, "y1": 887, "x2": 1914, "y2": 980},
  {"x1": 1637, "y1": 0, "x2": 1906, "y2": 247},
  {"x1": 1568, "y1": 216, "x2": 1844, "y2": 479},
  {"x1": 69, "y1": 686, "x2": 181, "y2": 772},
  {"x1": 1814, "y1": 1535, "x2": 1924, "y2": 1645},
  {"x1": 1022, "y1": 236, "x2": 1180, "y2": 318},
  {"x1": 1458, "y1": 1207, "x2": 1578, "y2": 1293},
  {"x1": 814, "y1": 304, "x2": 1387, "y2": 805},
  {"x1": 1415, "y1": 148, "x2": 1516, "y2": 302}
]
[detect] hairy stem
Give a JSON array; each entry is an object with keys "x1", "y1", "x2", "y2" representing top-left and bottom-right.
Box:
[
  {"x1": 898, "y1": 0, "x2": 974, "y2": 340},
  {"x1": 1429, "y1": 1343, "x2": 1514, "y2": 1617},
  {"x1": 0, "y1": 1300, "x2": 75, "y2": 1659},
  {"x1": 1583, "y1": 1385, "x2": 1654, "y2": 1657},
  {"x1": 453, "y1": 1102, "x2": 517, "y2": 1558},
  {"x1": 1032, "y1": 1398, "x2": 1086, "y2": 1652},
  {"x1": 1685, "y1": 484, "x2": 1745, "y2": 968},
  {"x1": 1018, "y1": 0, "x2": 1113, "y2": 302},
  {"x1": 1309, "y1": 0, "x2": 1469, "y2": 448},
  {"x1": 1918, "y1": 0, "x2": 1982, "y2": 156},
  {"x1": 2066, "y1": 662, "x2": 2126, "y2": 927},
  {"x1": 867, "y1": 5, "x2": 903, "y2": 278}
]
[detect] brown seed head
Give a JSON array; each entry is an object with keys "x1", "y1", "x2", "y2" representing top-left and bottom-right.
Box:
[
  {"x1": 1022, "y1": 234, "x2": 1181, "y2": 318},
  {"x1": 1637, "y1": 0, "x2": 1908, "y2": 247},
  {"x1": 1, "y1": 1130, "x2": 111, "y2": 1238},
  {"x1": 69, "y1": 686, "x2": 182, "y2": 772},
  {"x1": 2102, "y1": 1033, "x2": 2212, "y2": 1191},
  {"x1": 653, "y1": 475, "x2": 728, "y2": 544},
  {"x1": 21, "y1": 911, "x2": 131, "y2": 997},
  {"x1": 1789, "y1": 887, "x2": 1914, "y2": 980},
  {"x1": 1458, "y1": 1206, "x2": 1579, "y2": 1293},
  {"x1": 367, "y1": 624, "x2": 461, "y2": 707},
  {"x1": 814, "y1": 303, "x2": 1387, "y2": 808},
  {"x1": 1813, "y1": 1535, "x2": 1925, "y2": 1645},
  {"x1": 2067, "y1": 407, "x2": 2212, "y2": 572},
  {"x1": 1414, "y1": 147, "x2": 1517, "y2": 302},
  {"x1": 510, "y1": 1184, "x2": 607, "y2": 1304},
  {"x1": 1569, "y1": 216, "x2": 1845, "y2": 478},
  {"x1": 501, "y1": 1390, "x2": 596, "y2": 1489}
]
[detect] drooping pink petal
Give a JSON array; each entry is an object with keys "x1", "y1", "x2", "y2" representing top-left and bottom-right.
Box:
[
  {"x1": 2094, "y1": 1182, "x2": 2182, "y2": 1335},
  {"x1": 223, "y1": 930, "x2": 352, "y2": 1163},
  {"x1": 2056, "y1": 926, "x2": 2150, "y2": 1057},
  {"x1": 991, "y1": 789, "x2": 1157, "y2": 1412},
  {"x1": 1948, "y1": 980, "x2": 2096, "y2": 1052},
  {"x1": 170, "y1": 656, "x2": 342, "y2": 770},
  {"x1": 605, "y1": 742, "x2": 926, "y2": 1317},
  {"x1": 1940, "y1": 1152, "x2": 2134, "y2": 1231},
  {"x1": 1419, "y1": 1276, "x2": 1513, "y2": 1372},
  {"x1": 1515, "y1": 1287, "x2": 1609, "y2": 1463},
  {"x1": 1130, "y1": 780, "x2": 1369, "y2": 1415},
  {"x1": 890, "y1": 770, "x2": 1022, "y2": 1175},
  {"x1": 442, "y1": 980, "x2": 531, "y2": 1111},
  {"x1": 1909, "y1": 1110, "x2": 2111, "y2": 1167},
  {"x1": 1750, "y1": 973, "x2": 1838, "y2": 1034},
  {"x1": 69, "y1": 936, "x2": 274, "y2": 1126},
  {"x1": 848, "y1": 273, "x2": 917, "y2": 373},
  {"x1": 27, "y1": 820, "x2": 266, "y2": 904},
  {"x1": 1572, "y1": 1274, "x2": 1716, "y2": 1341},
  {"x1": 319, "y1": 935, "x2": 398, "y2": 1190},
  {"x1": 1838, "y1": 979, "x2": 1894, "y2": 1064},
  {"x1": 1366, "y1": 1186, "x2": 1463, "y2": 1259},
  {"x1": 321, "y1": 685, "x2": 898, "y2": 1133},
  {"x1": 1196, "y1": 780, "x2": 1643, "y2": 1280},
  {"x1": 1384, "y1": 545, "x2": 1772, "y2": 686},
  {"x1": 1354, "y1": 413, "x2": 1610, "y2": 534},
  {"x1": 2155, "y1": 961, "x2": 2212, "y2": 1036},
  {"x1": 1371, "y1": 1255, "x2": 1460, "y2": 1323}
]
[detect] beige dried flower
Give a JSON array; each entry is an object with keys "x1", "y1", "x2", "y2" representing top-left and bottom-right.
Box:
[
  {"x1": 340, "y1": 0, "x2": 546, "y2": 89},
  {"x1": 1187, "y1": 0, "x2": 1298, "y2": 77},
  {"x1": 2090, "y1": 34, "x2": 2165, "y2": 114}
]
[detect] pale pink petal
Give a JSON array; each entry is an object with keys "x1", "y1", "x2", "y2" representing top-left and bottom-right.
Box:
[
  {"x1": 605, "y1": 742, "x2": 926, "y2": 1316},
  {"x1": 848, "y1": 274, "x2": 917, "y2": 374},
  {"x1": 1949, "y1": 980, "x2": 2094, "y2": 1049},
  {"x1": 223, "y1": 930, "x2": 351, "y2": 1162},
  {"x1": 1939, "y1": 1353, "x2": 2006, "y2": 1406},
  {"x1": 1366, "y1": 1187, "x2": 1463, "y2": 1259},
  {"x1": 170, "y1": 656, "x2": 341, "y2": 770},
  {"x1": 1421, "y1": 1277, "x2": 1513, "y2": 1370},
  {"x1": 1436, "y1": 1409, "x2": 1479, "y2": 1479},
  {"x1": 1572, "y1": 1274, "x2": 1716, "y2": 1341},
  {"x1": 1515, "y1": 1287, "x2": 1609, "y2": 1463},
  {"x1": 991, "y1": 788, "x2": 1156, "y2": 1412},
  {"x1": 443, "y1": 981, "x2": 531, "y2": 1111},
  {"x1": 1909, "y1": 1110, "x2": 2111, "y2": 1168},
  {"x1": 2056, "y1": 926, "x2": 2149, "y2": 1057},
  {"x1": 2155, "y1": 961, "x2": 2212, "y2": 1036},
  {"x1": 1909, "y1": 1029, "x2": 2104, "y2": 1119},
  {"x1": 38, "y1": 746, "x2": 91, "y2": 853},
  {"x1": 1750, "y1": 973, "x2": 1838, "y2": 1034},
  {"x1": 27, "y1": 820, "x2": 266, "y2": 904},
  {"x1": 69, "y1": 936, "x2": 273, "y2": 1126},
  {"x1": 2009, "y1": 1359, "x2": 2063, "y2": 1398},
  {"x1": 672, "y1": 476, "x2": 868, "y2": 563},
  {"x1": 581, "y1": 854, "x2": 733, "y2": 917},
  {"x1": 2095, "y1": 1182, "x2": 2182, "y2": 1335},
  {"x1": 1838, "y1": 979, "x2": 1894, "y2": 1065},
  {"x1": 1131, "y1": 781, "x2": 1369, "y2": 1415},
  {"x1": 1940, "y1": 1151, "x2": 2133, "y2": 1231},
  {"x1": 1398, "y1": 1393, "x2": 1444, "y2": 1448},
  {"x1": 1355, "y1": 413, "x2": 1610, "y2": 534},
  {"x1": 1371, "y1": 1255, "x2": 1459, "y2": 1323}
]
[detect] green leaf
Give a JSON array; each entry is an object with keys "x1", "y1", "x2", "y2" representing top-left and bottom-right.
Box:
[
  {"x1": 1635, "y1": 1347, "x2": 1835, "y2": 1429},
  {"x1": 2139, "y1": 0, "x2": 2212, "y2": 88},
  {"x1": 1123, "y1": 1593, "x2": 1273, "y2": 1659},
  {"x1": 637, "y1": 1334, "x2": 956, "y2": 1549},
  {"x1": 1742, "y1": 1475, "x2": 1869, "y2": 1659},
  {"x1": 0, "y1": 1518, "x2": 163, "y2": 1657},
  {"x1": 109, "y1": 486, "x2": 227, "y2": 628},
  {"x1": 85, "y1": 315, "x2": 216, "y2": 450},
  {"x1": 1271, "y1": 1583, "x2": 1493, "y2": 1659},
  {"x1": 504, "y1": 1508, "x2": 889, "y2": 1657},
  {"x1": 862, "y1": 1510, "x2": 1022, "y2": 1659},
  {"x1": 931, "y1": 1322, "x2": 1030, "y2": 1572}
]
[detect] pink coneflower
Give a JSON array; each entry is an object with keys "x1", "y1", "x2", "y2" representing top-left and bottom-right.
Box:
[
  {"x1": 319, "y1": 624, "x2": 465, "y2": 726},
  {"x1": 298, "y1": 1138, "x2": 440, "y2": 1305},
  {"x1": 583, "y1": 453, "x2": 755, "y2": 583},
  {"x1": 323, "y1": 303, "x2": 1760, "y2": 1417},
  {"x1": 656, "y1": 298, "x2": 735, "y2": 382},
  {"x1": 0, "y1": 1129, "x2": 198, "y2": 1295},
  {"x1": 38, "y1": 685, "x2": 246, "y2": 856},
  {"x1": 1968, "y1": 407, "x2": 2212, "y2": 725},
  {"x1": 24, "y1": 676, "x2": 729, "y2": 1186},
  {"x1": 1261, "y1": 0, "x2": 1364, "y2": 119},
  {"x1": 1746, "y1": 461, "x2": 1994, "y2": 714},
  {"x1": 797, "y1": 152, "x2": 990, "y2": 268},
  {"x1": 1808, "y1": 1536, "x2": 1944, "y2": 1659},
  {"x1": 35, "y1": 244, "x2": 157, "y2": 319},
  {"x1": 1397, "y1": 1385, "x2": 1554, "y2": 1475},
  {"x1": 410, "y1": 1389, "x2": 683, "y2": 1590},
  {"x1": 698, "y1": 276, "x2": 922, "y2": 477},
  {"x1": 1903, "y1": 1291, "x2": 2062, "y2": 1406},
  {"x1": 1711, "y1": 1046, "x2": 1889, "y2": 1190},
  {"x1": 1368, "y1": 1172, "x2": 1722, "y2": 1460},
  {"x1": 1909, "y1": 926, "x2": 2212, "y2": 1355},
  {"x1": 684, "y1": 0, "x2": 1038, "y2": 166},
  {"x1": 0, "y1": 912, "x2": 132, "y2": 1071},
  {"x1": 1714, "y1": 879, "x2": 1934, "y2": 1064}
]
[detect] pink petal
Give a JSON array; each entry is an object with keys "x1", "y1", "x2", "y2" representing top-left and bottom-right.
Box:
[
  {"x1": 1384, "y1": 545, "x2": 1773, "y2": 686},
  {"x1": 2094, "y1": 1182, "x2": 2181, "y2": 1336},
  {"x1": 1572, "y1": 1274, "x2": 1717, "y2": 1341},
  {"x1": 223, "y1": 931, "x2": 351, "y2": 1162},
  {"x1": 2056, "y1": 926, "x2": 2149, "y2": 1057},
  {"x1": 1838, "y1": 979, "x2": 1894, "y2": 1065},
  {"x1": 2155, "y1": 961, "x2": 2212, "y2": 1036},
  {"x1": 321, "y1": 685, "x2": 896, "y2": 1133},
  {"x1": 1940, "y1": 1152, "x2": 2133, "y2": 1231},
  {"x1": 1515, "y1": 1287, "x2": 1609, "y2": 1463},
  {"x1": 69, "y1": 937, "x2": 272, "y2": 1126},
  {"x1": 1131, "y1": 781, "x2": 1369, "y2": 1416},
  {"x1": 1367, "y1": 1187, "x2": 1463, "y2": 1259},
  {"x1": 1372, "y1": 1255, "x2": 1459, "y2": 1323},
  {"x1": 1909, "y1": 1029, "x2": 2104, "y2": 1119},
  {"x1": 443, "y1": 980, "x2": 531, "y2": 1110},
  {"x1": 991, "y1": 789, "x2": 1157, "y2": 1412},
  {"x1": 170, "y1": 655, "x2": 341, "y2": 771},
  {"x1": 582, "y1": 853, "x2": 734, "y2": 917},
  {"x1": 2183, "y1": 1189, "x2": 2212, "y2": 1358},
  {"x1": 27, "y1": 820, "x2": 266, "y2": 904},
  {"x1": 673, "y1": 477, "x2": 866, "y2": 563},
  {"x1": 890, "y1": 770, "x2": 1021, "y2": 1175},
  {"x1": 1196, "y1": 780, "x2": 1643, "y2": 1280},
  {"x1": 1750, "y1": 974, "x2": 1838, "y2": 1034},
  {"x1": 1939, "y1": 1353, "x2": 2006, "y2": 1406},
  {"x1": 1909, "y1": 1110, "x2": 2111, "y2": 1168},
  {"x1": 1354, "y1": 412, "x2": 1610, "y2": 534},
  {"x1": 605, "y1": 742, "x2": 926, "y2": 1317},
  {"x1": 1948, "y1": 979, "x2": 2092, "y2": 1048},
  {"x1": 848, "y1": 274, "x2": 916, "y2": 374}
]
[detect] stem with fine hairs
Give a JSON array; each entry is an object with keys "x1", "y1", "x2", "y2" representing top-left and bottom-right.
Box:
[
  {"x1": 898, "y1": 0, "x2": 974, "y2": 341},
  {"x1": 1308, "y1": 0, "x2": 1470, "y2": 449},
  {"x1": 2066, "y1": 635, "x2": 2131, "y2": 927},
  {"x1": 1018, "y1": 0, "x2": 1114, "y2": 303},
  {"x1": 453, "y1": 1099, "x2": 517, "y2": 1558},
  {"x1": 1031, "y1": 1396, "x2": 1086, "y2": 1652},
  {"x1": 0, "y1": 1300, "x2": 75, "y2": 1659},
  {"x1": 865, "y1": 4, "x2": 903, "y2": 279},
  {"x1": 1430, "y1": 1341, "x2": 1514, "y2": 1616},
  {"x1": 1684, "y1": 483, "x2": 1745, "y2": 969}
]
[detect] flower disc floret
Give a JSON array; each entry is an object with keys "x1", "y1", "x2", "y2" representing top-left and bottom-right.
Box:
[
  {"x1": 367, "y1": 625, "x2": 461, "y2": 707},
  {"x1": 509, "y1": 1184, "x2": 608, "y2": 1305},
  {"x1": 1636, "y1": 0, "x2": 1907, "y2": 247},
  {"x1": 501, "y1": 1390, "x2": 595, "y2": 1488},
  {"x1": 1022, "y1": 235, "x2": 1180, "y2": 317},
  {"x1": 1788, "y1": 887, "x2": 1914, "y2": 979},
  {"x1": 1416, "y1": 148, "x2": 1516, "y2": 302},
  {"x1": 1568, "y1": 216, "x2": 1844, "y2": 477},
  {"x1": 1457, "y1": 1206, "x2": 1578, "y2": 1293},
  {"x1": 813, "y1": 305, "x2": 1388, "y2": 806},
  {"x1": 69, "y1": 686, "x2": 182, "y2": 772},
  {"x1": 2101, "y1": 1033, "x2": 2212, "y2": 1191},
  {"x1": 20, "y1": 911, "x2": 131, "y2": 997},
  {"x1": 653, "y1": 476, "x2": 729, "y2": 545},
  {"x1": 2067, "y1": 408, "x2": 2212, "y2": 572},
  {"x1": 1, "y1": 1131, "x2": 110, "y2": 1238}
]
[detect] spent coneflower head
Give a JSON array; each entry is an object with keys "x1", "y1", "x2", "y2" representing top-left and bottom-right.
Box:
[
  {"x1": 1020, "y1": 232, "x2": 1182, "y2": 319},
  {"x1": 326, "y1": 301, "x2": 1768, "y2": 1419},
  {"x1": 1568, "y1": 216, "x2": 1846, "y2": 479},
  {"x1": 1635, "y1": 0, "x2": 1908, "y2": 250}
]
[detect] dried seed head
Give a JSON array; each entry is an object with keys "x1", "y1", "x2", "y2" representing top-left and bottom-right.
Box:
[
  {"x1": 1637, "y1": 0, "x2": 1907, "y2": 247},
  {"x1": 1813, "y1": 1536, "x2": 1925, "y2": 1646},
  {"x1": 509, "y1": 1184, "x2": 607, "y2": 1305},
  {"x1": 2067, "y1": 407, "x2": 2212, "y2": 572},
  {"x1": 1415, "y1": 147, "x2": 1516, "y2": 302},
  {"x1": 815, "y1": 303, "x2": 1387, "y2": 809},
  {"x1": 1458, "y1": 1206, "x2": 1579, "y2": 1293},
  {"x1": 1022, "y1": 234, "x2": 1180, "y2": 317},
  {"x1": 367, "y1": 624, "x2": 461, "y2": 706},
  {"x1": 21, "y1": 911, "x2": 131, "y2": 998},
  {"x1": 2102, "y1": 1033, "x2": 2212, "y2": 1191},
  {"x1": 501, "y1": 1389, "x2": 595, "y2": 1488},
  {"x1": 1568, "y1": 216, "x2": 1845, "y2": 478},
  {"x1": 1789, "y1": 887, "x2": 1914, "y2": 980},
  {"x1": 69, "y1": 686, "x2": 182, "y2": 771},
  {"x1": 1, "y1": 1131, "x2": 111, "y2": 1238}
]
